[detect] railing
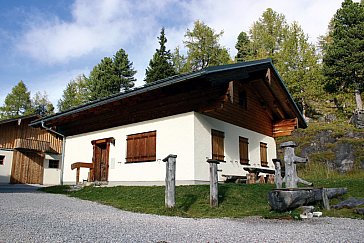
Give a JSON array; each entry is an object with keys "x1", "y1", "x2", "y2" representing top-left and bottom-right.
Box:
[{"x1": 14, "y1": 138, "x2": 50, "y2": 152}]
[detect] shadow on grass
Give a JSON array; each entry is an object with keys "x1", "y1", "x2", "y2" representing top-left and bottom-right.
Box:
[
  {"x1": 178, "y1": 194, "x2": 198, "y2": 211},
  {"x1": 217, "y1": 184, "x2": 230, "y2": 204}
]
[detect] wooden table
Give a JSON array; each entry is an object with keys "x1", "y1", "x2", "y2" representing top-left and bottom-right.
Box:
[{"x1": 243, "y1": 166, "x2": 275, "y2": 184}]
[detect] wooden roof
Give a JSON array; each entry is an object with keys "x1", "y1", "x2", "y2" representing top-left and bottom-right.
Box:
[{"x1": 31, "y1": 59, "x2": 307, "y2": 137}]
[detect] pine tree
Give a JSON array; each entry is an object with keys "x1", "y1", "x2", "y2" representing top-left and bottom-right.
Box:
[
  {"x1": 86, "y1": 48, "x2": 136, "y2": 101},
  {"x1": 57, "y1": 75, "x2": 88, "y2": 112},
  {"x1": 113, "y1": 48, "x2": 136, "y2": 91},
  {"x1": 144, "y1": 28, "x2": 176, "y2": 83},
  {"x1": 183, "y1": 20, "x2": 232, "y2": 71},
  {"x1": 235, "y1": 31, "x2": 252, "y2": 62},
  {"x1": 0, "y1": 81, "x2": 32, "y2": 119},
  {"x1": 87, "y1": 57, "x2": 118, "y2": 100},
  {"x1": 323, "y1": 0, "x2": 364, "y2": 111}
]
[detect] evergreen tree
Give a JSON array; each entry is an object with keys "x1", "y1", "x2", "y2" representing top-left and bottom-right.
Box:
[
  {"x1": 113, "y1": 48, "x2": 136, "y2": 91},
  {"x1": 57, "y1": 75, "x2": 88, "y2": 112},
  {"x1": 322, "y1": 0, "x2": 364, "y2": 110},
  {"x1": 183, "y1": 20, "x2": 232, "y2": 71},
  {"x1": 0, "y1": 81, "x2": 32, "y2": 119},
  {"x1": 31, "y1": 91, "x2": 54, "y2": 116},
  {"x1": 144, "y1": 28, "x2": 176, "y2": 83},
  {"x1": 235, "y1": 31, "x2": 251, "y2": 62},
  {"x1": 86, "y1": 48, "x2": 136, "y2": 101},
  {"x1": 249, "y1": 8, "x2": 288, "y2": 61}
]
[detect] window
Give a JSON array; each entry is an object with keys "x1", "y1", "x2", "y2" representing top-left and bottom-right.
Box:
[
  {"x1": 0, "y1": 155, "x2": 4, "y2": 165},
  {"x1": 126, "y1": 131, "x2": 156, "y2": 162},
  {"x1": 49, "y1": 160, "x2": 60, "y2": 168},
  {"x1": 260, "y1": 142, "x2": 268, "y2": 167},
  {"x1": 211, "y1": 129, "x2": 225, "y2": 161},
  {"x1": 239, "y1": 137, "x2": 249, "y2": 165}
]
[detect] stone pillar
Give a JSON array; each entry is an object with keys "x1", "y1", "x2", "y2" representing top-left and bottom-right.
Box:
[
  {"x1": 163, "y1": 154, "x2": 177, "y2": 208},
  {"x1": 207, "y1": 159, "x2": 220, "y2": 208}
]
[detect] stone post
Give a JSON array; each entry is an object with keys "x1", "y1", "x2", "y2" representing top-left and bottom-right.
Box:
[
  {"x1": 163, "y1": 154, "x2": 177, "y2": 208},
  {"x1": 207, "y1": 159, "x2": 220, "y2": 208}
]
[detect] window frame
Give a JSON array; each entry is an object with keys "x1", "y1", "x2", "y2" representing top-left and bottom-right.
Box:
[
  {"x1": 260, "y1": 142, "x2": 268, "y2": 167},
  {"x1": 239, "y1": 137, "x2": 249, "y2": 165},
  {"x1": 126, "y1": 131, "x2": 157, "y2": 163},
  {"x1": 211, "y1": 129, "x2": 225, "y2": 162}
]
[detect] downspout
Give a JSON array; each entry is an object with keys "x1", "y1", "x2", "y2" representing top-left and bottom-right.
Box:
[{"x1": 41, "y1": 121, "x2": 66, "y2": 185}]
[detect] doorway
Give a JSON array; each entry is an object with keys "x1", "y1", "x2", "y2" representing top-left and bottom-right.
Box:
[{"x1": 91, "y1": 138, "x2": 113, "y2": 182}]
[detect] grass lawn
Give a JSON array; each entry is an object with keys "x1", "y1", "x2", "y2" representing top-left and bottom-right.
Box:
[{"x1": 41, "y1": 176, "x2": 364, "y2": 219}]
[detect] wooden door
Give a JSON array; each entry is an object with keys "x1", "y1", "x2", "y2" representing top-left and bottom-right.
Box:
[
  {"x1": 91, "y1": 138, "x2": 111, "y2": 182},
  {"x1": 10, "y1": 150, "x2": 44, "y2": 184}
]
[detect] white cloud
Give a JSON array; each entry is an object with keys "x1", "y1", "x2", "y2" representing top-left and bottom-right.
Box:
[
  {"x1": 16, "y1": 0, "x2": 161, "y2": 65},
  {"x1": 11, "y1": 0, "x2": 344, "y2": 106}
]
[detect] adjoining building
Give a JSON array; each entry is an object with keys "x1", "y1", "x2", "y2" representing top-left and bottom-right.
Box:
[{"x1": 0, "y1": 115, "x2": 63, "y2": 184}]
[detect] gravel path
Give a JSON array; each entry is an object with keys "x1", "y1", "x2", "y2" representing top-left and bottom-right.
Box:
[{"x1": 1, "y1": 190, "x2": 364, "y2": 243}]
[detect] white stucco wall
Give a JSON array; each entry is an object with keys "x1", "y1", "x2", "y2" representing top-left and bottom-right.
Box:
[
  {"x1": 193, "y1": 113, "x2": 277, "y2": 182},
  {"x1": 62, "y1": 111, "x2": 277, "y2": 185},
  {"x1": 0, "y1": 149, "x2": 13, "y2": 184},
  {"x1": 63, "y1": 112, "x2": 196, "y2": 185},
  {"x1": 43, "y1": 154, "x2": 62, "y2": 185}
]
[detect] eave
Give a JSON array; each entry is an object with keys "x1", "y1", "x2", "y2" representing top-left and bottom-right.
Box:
[{"x1": 30, "y1": 59, "x2": 307, "y2": 136}]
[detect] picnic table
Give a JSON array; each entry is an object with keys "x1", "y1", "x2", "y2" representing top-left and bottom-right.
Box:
[{"x1": 243, "y1": 166, "x2": 275, "y2": 184}]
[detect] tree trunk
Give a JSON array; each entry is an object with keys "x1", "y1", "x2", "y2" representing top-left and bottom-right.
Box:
[{"x1": 355, "y1": 89, "x2": 363, "y2": 111}]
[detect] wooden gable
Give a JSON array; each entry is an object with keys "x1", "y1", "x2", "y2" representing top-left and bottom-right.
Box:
[{"x1": 0, "y1": 115, "x2": 62, "y2": 153}]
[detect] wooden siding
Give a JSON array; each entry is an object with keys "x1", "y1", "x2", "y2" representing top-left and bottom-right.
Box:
[
  {"x1": 0, "y1": 118, "x2": 62, "y2": 153},
  {"x1": 52, "y1": 79, "x2": 227, "y2": 136},
  {"x1": 10, "y1": 150, "x2": 44, "y2": 184},
  {"x1": 14, "y1": 138, "x2": 50, "y2": 152},
  {"x1": 204, "y1": 80, "x2": 274, "y2": 137}
]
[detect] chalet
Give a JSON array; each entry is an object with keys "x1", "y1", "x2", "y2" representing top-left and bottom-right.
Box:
[
  {"x1": 0, "y1": 115, "x2": 63, "y2": 184},
  {"x1": 31, "y1": 59, "x2": 306, "y2": 186}
]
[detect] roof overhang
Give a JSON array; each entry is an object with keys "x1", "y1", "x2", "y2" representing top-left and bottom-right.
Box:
[{"x1": 30, "y1": 59, "x2": 307, "y2": 136}]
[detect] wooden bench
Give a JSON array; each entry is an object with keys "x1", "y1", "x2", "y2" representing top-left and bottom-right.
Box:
[{"x1": 71, "y1": 162, "x2": 93, "y2": 184}]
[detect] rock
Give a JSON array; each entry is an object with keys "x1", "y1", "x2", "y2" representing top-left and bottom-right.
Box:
[
  {"x1": 332, "y1": 198, "x2": 364, "y2": 209},
  {"x1": 350, "y1": 110, "x2": 364, "y2": 129},
  {"x1": 354, "y1": 208, "x2": 364, "y2": 215},
  {"x1": 313, "y1": 212, "x2": 323, "y2": 217},
  {"x1": 334, "y1": 143, "x2": 355, "y2": 173},
  {"x1": 268, "y1": 188, "x2": 347, "y2": 212}
]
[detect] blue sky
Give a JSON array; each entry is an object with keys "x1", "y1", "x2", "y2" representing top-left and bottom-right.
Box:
[{"x1": 0, "y1": 0, "x2": 344, "y2": 111}]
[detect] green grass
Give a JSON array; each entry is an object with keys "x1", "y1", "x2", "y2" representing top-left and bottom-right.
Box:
[{"x1": 41, "y1": 176, "x2": 364, "y2": 219}]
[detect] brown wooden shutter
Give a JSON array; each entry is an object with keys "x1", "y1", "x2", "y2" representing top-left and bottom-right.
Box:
[
  {"x1": 260, "y1": 142, "x2": 268, "y2": 167},
  {"x1": 239, "y1": 137, "x2": 249, "y2": 165},
  {"x1": 126, "y1": 131, "x2": 156, "y2": 162},
  {"x1": 211, "y1": 129, "x2": 225, "y2": 161}
]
